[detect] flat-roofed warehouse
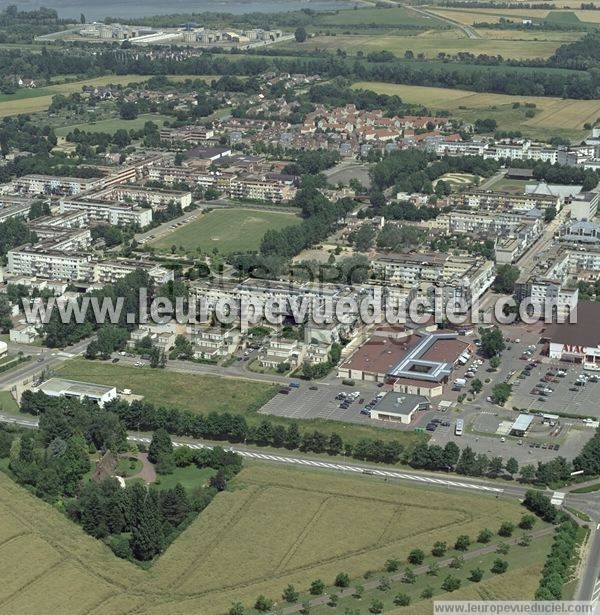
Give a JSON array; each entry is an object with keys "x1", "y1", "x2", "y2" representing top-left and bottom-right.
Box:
[
  {"x1": 34, "y1": 378, "x2": 117, "y2": 407},
  {"x1": 338, "y1": 328, "x2": 470, "y2": 397},
  {"x1": 369, "y1": 392, "x2": 429, "y2": 424}
]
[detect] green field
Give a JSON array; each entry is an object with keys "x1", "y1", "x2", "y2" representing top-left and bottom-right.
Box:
[
  {"x1": 352, "y1": 81, "x2": 600, "y2": 141},
  {"x1": 285, "y1": 32, "x2": 563, "y2": 59},
  {"x1": 150, "y1": 208, "x2": 302, "y2": 256},
  {"x1": 488, "y1": 176, "x2": 531, "y2": 194},
  {"x1": 153, "y1": 465, "x2": 216, "y2": 491},
  {"x1": 0, "y1": 463, "x2": 551, "y2": 614},
  {"x1": 55, "y1": 114, "x2": 170, "y2": 137},
  {"x1": 315, "y1": 6, "x2": 447, "y2": 27},
  {"x1": 0, "y1": 391, "x2": 18, "y2": 413},
  {"x1": 56, "y1": 358, "x2": 277, "y2": 416}
]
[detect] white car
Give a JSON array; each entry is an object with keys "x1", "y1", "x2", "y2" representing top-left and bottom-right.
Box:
[{"x1": 583, "y1": 418, "x2": 594, "y2": 423}]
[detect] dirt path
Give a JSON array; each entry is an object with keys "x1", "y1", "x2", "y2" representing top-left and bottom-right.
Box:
[{"x1": 125, "y1": 452, "x2": 156, "y2": 484}]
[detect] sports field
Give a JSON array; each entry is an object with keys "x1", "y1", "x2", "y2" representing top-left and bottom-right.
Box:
[
  {"x1": 352, "y1": 81, "x2": 600, "y2": 140},
  {"x1": 285, "y1": 32, "x2": 563, "y2": 59},
  {"x1": 0, "y1": 464, "x2": 551, "y2": 614},
  {"x1": 150, "y1": 207, "x2": 301, "y2": 255}
]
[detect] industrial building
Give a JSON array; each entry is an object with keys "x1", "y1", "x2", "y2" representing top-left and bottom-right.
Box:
[{"x1": 34, "y1": 378, "x2": 118, "y2": 407}]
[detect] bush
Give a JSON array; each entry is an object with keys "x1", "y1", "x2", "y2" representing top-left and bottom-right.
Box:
[
  {"x1": 491, "y1": 559, "x2": 509, "y2": 574},
  {"x1": 369, "y1": 599, "x2": 384, "y2": 614},
  {"x1": 385, "y1": 558, "x2": 400, "y2": 572},
  {"x1": 310, "y1": 579, "x2": 325, "y2": 595},
  {"x1": 454, "y1": 535, "x2": 470, "y2": 551},
  {"x1": 254, "y1": 595, "x2": 273, "y2": 612},
  {"x1": 519, "y1": 514, "x2": 537, "y2": 530},
  {"x1": 498, "y1": 521, "x2": 515, "y2": 537},
  {"x1": 334, "y1": 572, "x2": 350, "y2": 588},
  {"x1": 393, "y1": 593, "x2": 411, "y2": 606},
  {"x1": 478, "y1": 528, "x2": 493, "y2": 543},
  {"x1": 470, "y1": 567, "x2": 484, "y2": 582},
  {"x1": 421, "y1": 587, "x2": 434, "y2": 599},
  {"x1": 408, "y1": 548, "x2": 425, "y2": 565},
  {"x1": 441, "y1": 575, "x2": 461, "y2": 592}
]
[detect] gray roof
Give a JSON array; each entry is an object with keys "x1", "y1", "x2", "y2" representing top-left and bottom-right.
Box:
[
  {"x1": 525, "y1": 182, "x2": 582, "y2": 198},
  {"x1": 512, "y1": 413, "x2": 534, "y2": 432},
  {"x1": 371, "y1": 392, "x2": 429, "y2": 416}
]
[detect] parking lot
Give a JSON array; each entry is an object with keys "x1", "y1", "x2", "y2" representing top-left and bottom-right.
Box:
[{"x1": 259, "y1": 381, "x2": 417, "y2": 431}]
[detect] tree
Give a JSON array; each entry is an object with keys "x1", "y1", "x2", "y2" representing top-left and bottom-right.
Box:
[
  {"x1": 408, "y1": 548, "x2": 425, "y2": 565},
  {"x1": 369, "y1": 599, "x2": 384, "y2": 614},
  {"x1": 470, "y1": 378, "x2": 483, "y2": 395},
  {"x1": 491, "y1": 383, "x2": 512, "y2": 405},
  {"x1": 378, "y1": 576, "x2": 392, "y2": 591},
  {"x1": 477, "y1": 528, "x2": 493, "y2": 544},
  {"x1": 520, "y1": 464, "x2": 536, "y2": 483},
  {"x1": 353, "y1": 224, "x2": 376, "y2": 251},
  {"x1": 498, "y1": 521, "x2": 515, "y2": 537},
  {"x1": 334, "y1": 572, "x2": 350, "y2": 587},
  {"x1": 421, "y1": 587, "x2": 434, "y2": 599},
  {"x1": 488, "y1": 456, "x2": 504, "y2": 477},
  {"x1": 470, "y1": 567, "x2": 484, "y2": 582},
  {"x1": 489, "y1": 355, "x2": 501, "y2": 371},
  {"x1": 496, "y1": 541, "x2": 510, "y2": 555},
  {"x1": 505, "y1": 457, "x2": 519, "y2": 477},
  {"x1": 310, "y1": 579, "x2": 325, "y2": 595},
  {"x1": 119, "y1": 102, "x2": 138, "y2": 120},
  {"x1": 455, "y1": 535, "x2": 470, "y2": 551},
  {"x1": 432, "y1": 541, "x2": 447, "y2": 557},
  {"x1": 480, "y1": 327, "x2": 505, "y2": 358},
  {"x1": 519, "y1": 514, "x2": 536, "y2": 530},
  {"x1": 493, "y1": 264, "x2": 520, "y2": 294},
  {"x1": 148, "y1": 428, "x2": 172, "y2": 465},
  {"x1": 385, "y1": 558, "x2": 400, "y2": 572},
  {"x1": 294, "y1": 26, "x2": 307, "y2": 42},
  {"x1": 131, "y1": 491, "x2": 164, "y2": 561},
  {"x1": 427, "y1": 561, "x2": 440, "y2": 576},
  {"x1": 254, "y1": 595, "x2": 273, "y2": 612},
  {"x1": 491, "y1": 559, "x2": 509, "y2": 574},
  {"x1": 441, "y1": 575, "x2": 461, "y2": 592},
  {"x1": 402, "y1": 567, "x2": 416, "y2": 584},
  {"x1": 282, "y1": 584, "x2": 299, "y2": 603}
]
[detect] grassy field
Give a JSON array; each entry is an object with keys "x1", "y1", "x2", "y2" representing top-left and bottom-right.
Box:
[
  {"x1": 488, "y1": 176, "x2": 531, "y2": 194},
  {"x1": 150, "y1": 208, "x2": 301, "y2": 256},
  {"x1": 0, "y1": 391, "x2": 18, "y2": 413},
  {"x1": 56, "y1": 358, "x2": 277, "y2": 416},
  {"x1": 54, "y1": 114, "x2": 170, "y2": 137},
  {"x1": 352, "y1": 81, "x2": 600, "y2": 140},
  {"x1": 289, "y1": 31, "x2": 563, "y2": 59},
  {"x1": 54, "y1": 358, "x2": 424, "y2": 448},
  {"x1": 0, "y1": 463, "x2": 551, "y2": 614},
  {"x1": 315, "y1": 6, "x2": 447, "y2": 27},
  {"x1": 0, "y1": 74, "x2": 220, "y2": 118},
  {"x1": 472, "y1": 29, "x2": 583, "y2": 41}
]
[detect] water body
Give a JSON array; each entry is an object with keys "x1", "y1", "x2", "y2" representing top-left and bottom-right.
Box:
[{"x1": 1, "y1": 0, "x2": 356, "y2": 20}]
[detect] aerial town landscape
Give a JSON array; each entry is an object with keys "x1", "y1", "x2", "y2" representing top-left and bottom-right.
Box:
[{"x1": 0, "y1": 0, "x2": 599, "y2": 613}]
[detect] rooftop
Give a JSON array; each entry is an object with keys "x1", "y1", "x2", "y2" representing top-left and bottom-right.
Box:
[
  {"x1": 546, "y1": 301, "x2": 600, "y2": 348},
  {"x1": 370, "y1": 392, "x2": 429, "y2": 417},
  {"x1": 37, "y1": 378, "x2": 115, "y2": 398}
]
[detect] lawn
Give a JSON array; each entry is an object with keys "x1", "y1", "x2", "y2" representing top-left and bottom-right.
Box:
[
  {"x1": 285, "y1": 32, "x2": 563, "y2": 59},
  {"x1": 54, "y1": 114, "x2": 170, "y2": 137},
  {"x1": 488, "y1": 176, "x2": 531, "y2": 194},
  {"x1": 352, "y1": 81, "x2": 600, "y2": 141},
  {"x1": 153, "y1": 465, "x2": 215, "y2": 491},
  {"x1": 55, "y1": 358, "x2": 277, "y2": 416},
  {"x1": 0, "y1": 462, "x2": 551, "y2": 613},
  {"x1": 0, "y1": 391, "x2": 18, "y2": 414},
  {"x1": 150, "y1": 207, "x2": 302, "y2": 256}
]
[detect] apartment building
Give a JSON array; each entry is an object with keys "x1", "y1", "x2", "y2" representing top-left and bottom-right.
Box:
[
  {"x1": 258, "y1": 337, "x2": 305, "y2": 369},
  {"x1": 7, "y1": 247, "x2": 92, "y2": 280},
  {"x1": 91, "y1": 260, "x2": 174, "y2": 285},
  {"x1": 59, "y1": 198, "x2": 153, "y2": 228},
  {"x1": 92, "y1": 185, "x2": 192, "y2": 210},
  {"x1": 159, "y1": 126, "x2": 215, "y2": 143},
  {"x1": 0, "y1": 196, "x2": 35, "y2": 223},
  {"x1": 449, "y1": 190, "x2": 561, "y2": 214},
  {"x1": 148, "y1": 166, "x2": 217, "y2": 189},
  {"x1": 228, "y1": 173, "x2": 297, "y2": 203},
  {"x1": 188, "y1": 326, "x2": 242, "y2": 360},
  {"x1": 101, "y1": 154, "x2": 163, "y2": 189},
  {"x1": 14, "y1": 174, "x2": 105, "y2": 196}
]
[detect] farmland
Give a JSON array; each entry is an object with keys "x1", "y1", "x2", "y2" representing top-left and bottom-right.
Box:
[
  {"x1": 150, "y1": 207, "x2": 302, "y2": 256},
  {"x1": 284, "y1": 32, "x2": 564, "y2": 59},
  {"x1": 314, "y1": 6, "x2": 448, "y2": 28},
  {"x1": 429, "y1": 6, "x2": 600, "y2": 25},
  {"x1": 0, "y1": 453, "x2": 557, "y2": 614},
  {"x1": 352, "y1": 81, "x2": 600, "y2": 140}
]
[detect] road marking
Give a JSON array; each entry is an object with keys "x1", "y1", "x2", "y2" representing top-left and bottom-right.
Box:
[{"x1": 551, "y1": 491, "x2": 566, "y2": 506}]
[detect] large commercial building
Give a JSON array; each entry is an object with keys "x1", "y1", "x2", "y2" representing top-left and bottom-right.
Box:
[
  {"x1": 35, "y1": 378, "x2": 118, "y2": 407},
  {"x1": 369, "y1": 392, "x2": 429, "y2": 424},
  {"x1": 547, "y1": 301, "x2": 600, "y2": 364}
]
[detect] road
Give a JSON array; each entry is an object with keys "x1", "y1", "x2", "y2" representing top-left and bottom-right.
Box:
[
  {"x1": 409, "y1": 5, "x2": 480, "y2": 39},
  {"x1": 0, "y1": 338, "x2": 89, "y2": 390}
]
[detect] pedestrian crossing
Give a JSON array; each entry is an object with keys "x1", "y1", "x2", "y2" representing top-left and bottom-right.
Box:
[
  {"x1": 551, "y1": 491, "x2": 566, "y2": 506},
  {"x1": 127, "y1": 435, "x2": 504, "y2": 494}
]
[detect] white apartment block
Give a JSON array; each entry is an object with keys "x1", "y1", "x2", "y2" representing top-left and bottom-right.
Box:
[
  {"x1": 188, "y1": 326, "x2": 242, "y2": 360},
  {"x1": 7, "y1": 248, "x2": 92, "y2": 280},
  {"x1": 229, "y1": 174, "x2": 297, "y2": 203},
  {"x1": 93, "y1": 185, "x2": 192, "y2": 210},
  {"x1": 60, "y1": 198, "x2": 153, "y2": 228},
  {"x1": 14, "y1": 174, "x2": 104, "y2": 196},
  {"x1": 449, "y1": 190, "x2": 561, "y2": 213}
]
